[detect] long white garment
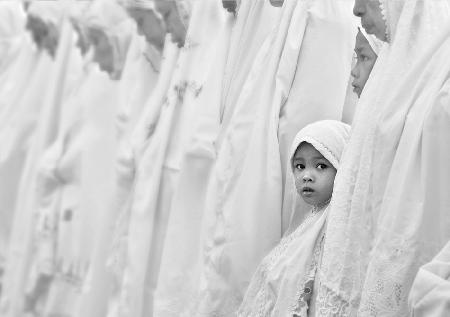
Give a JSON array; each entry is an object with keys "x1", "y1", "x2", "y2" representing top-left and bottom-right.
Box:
[
  {"x1": 220, "y1": 1, "x2": 281, "y2": 125},
  {"x1": 70, "y1": 2, "x2": 134, "y2": 316},
  {"x1": 0, "y1": 0, "x2": 29, "y2": 271},
  {"x1": 152, "y1": 2, "x2": 234, "y2": 316},
  {"x1": 409, "y1": 241, "x2": 450, "y2": 316},
  {"x1": 0, "y1": 3, "x2": 84, "y2": 315},
  {"x1": 106, "y1": 36, "x2": 161, "y2": 288},
  {"x1": 316, "y1": 2, "x2": 450, "y2": 316},
  {"x1": 107, "y1": 36, "x2": 179, "y2": 317},
  {"x1": 179, "y1": 1, "x2": 355, "y2": 315},
  {"x1": 104, "y1": 27, "x2": 163, "y2": 317}
]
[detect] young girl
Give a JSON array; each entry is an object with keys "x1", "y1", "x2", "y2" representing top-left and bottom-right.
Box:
[
  {"x1": 238, "y1": 120, "x2": 350, "y2": 316},
  {"x1": 351, "y1": 27, "x2": 383, "y2": 98}
]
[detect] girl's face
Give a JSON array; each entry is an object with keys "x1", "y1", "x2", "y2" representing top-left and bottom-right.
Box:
[
  {"x1": 292, "y1": 142, "x2": 337, "y2": 207},
  {"x1": 88, "y1": 27, "x2": 115, "y2": 75},
  {"x1": 351, "y1": 30, "x2": 378, "y2": 97},
  {"x1": 353, "y1": 0, "x2": 387, "y2": 42},
  {"x1": 127, "y1": 8, "x2": 166, "y2": 50},
  {"x1": 154, "y1": 0, "x2": 186, "y2": 48}
]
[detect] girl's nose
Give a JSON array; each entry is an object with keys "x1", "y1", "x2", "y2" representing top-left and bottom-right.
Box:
[{"x1": 302, "y1": 174, "x2": 313, "y2": 182}]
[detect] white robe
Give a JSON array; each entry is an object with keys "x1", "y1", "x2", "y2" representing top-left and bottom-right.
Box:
[
  {"x1": 0, "y1": 11, "x2": 84, "y2": 316},
  {"x1": 316, "y1": 3, "x2": 450, "y2": 316},
  {"x1": 108, "y1": 37, "x2": 180, "y2": 317}
]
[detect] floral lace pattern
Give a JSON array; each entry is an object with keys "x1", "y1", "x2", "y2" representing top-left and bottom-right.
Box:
[{"x1": 238, "y1": 208, "x2": 326, "y2": 317}]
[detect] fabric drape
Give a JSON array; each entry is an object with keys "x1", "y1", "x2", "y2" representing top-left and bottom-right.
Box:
[{"x1": 316, "y1": 2, "x2": 450, "y2": 316}]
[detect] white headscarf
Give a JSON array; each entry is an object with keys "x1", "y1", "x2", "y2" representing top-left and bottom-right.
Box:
[
  {"x1": 27, "y1": 0, "x2": 64, "y2": 27},
  {"x1": 317, "y1": 1, "x2": 450, "y2": 316},
  {"x1": 123, "y1": 0, "x2": 155, "y2": 10},
  {"x1": 239, "y1": 120, "x2": 350, "y2": 317},
  {"x1": 155, "y1": 0, "x2": 191, "y2": 27},
  {"x1": 289, "y1": 120, "x2": 351, "y2": 171},
  {"x1": 174, "y1": 0, "x2": 191, "y2": 28},
  {"x1": 359, "y1": 26, "x2": 384, "y2": 56},
  {"x1": 83, "y1": 0, "x2": 133, "y2": 79}
]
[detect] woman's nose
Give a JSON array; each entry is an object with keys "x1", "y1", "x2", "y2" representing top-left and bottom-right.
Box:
[
  {"x1": 353, "y1": 0, "x2": 365, "y2": 17},
  {"x1": 351, "y1": 65, "x2": 359, "y2": 78}
]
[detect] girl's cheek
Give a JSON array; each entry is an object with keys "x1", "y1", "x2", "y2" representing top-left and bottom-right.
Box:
[{"x1": 294, "y1": 177, "x2": 302, "y2": 193}]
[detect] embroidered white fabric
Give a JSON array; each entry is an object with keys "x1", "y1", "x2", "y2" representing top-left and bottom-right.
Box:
[
  {"x1": 238, "y1": 208, "x2": 327, "y2": 317},
  {"x1": 316, "y1": 1, "x2": 450, "y2": 316}
]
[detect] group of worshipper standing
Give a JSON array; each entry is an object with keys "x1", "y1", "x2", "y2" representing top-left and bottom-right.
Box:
[{"x1": 0, "y1": 0, "x2": 449, "y2": 316}]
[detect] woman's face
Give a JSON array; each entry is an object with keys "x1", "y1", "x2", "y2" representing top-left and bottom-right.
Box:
[
  {"x1": 127, "y1": 8, "x2": 165, "y2": 50},
  {"x1": 26, "y1": 15, "x2": 59, "y2": 57},
  {"x1": 292, "y1": 142, "x2": 337, "y2": 207},
  {"x1": 353, "y1": 0, "x2": 387, "y2": 42},
  {"x1": 351, "y1": 30, "x2": 378, "y2": 97},
  {"x1": 88, "y1": 27, "x2": 115, "y2": 75},
  {"x1": 154, "y1": 0, "x2": 186, "y2": 48}
]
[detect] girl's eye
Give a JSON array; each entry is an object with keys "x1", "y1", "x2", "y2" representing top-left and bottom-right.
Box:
[
  {"x1": 295, "y1": 164, "x2": 305, "y2": 170},
  {"x1": 317, "y1": 163, "x2": 328, "y2": 170}
]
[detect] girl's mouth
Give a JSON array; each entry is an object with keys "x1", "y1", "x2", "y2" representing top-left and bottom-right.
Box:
[{"x1": 302, "y1": 187, "x2": 314, "y2": 196}]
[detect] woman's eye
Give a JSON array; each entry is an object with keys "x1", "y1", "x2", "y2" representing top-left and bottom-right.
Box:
[
  {"x1": 361, "y1": 55, "x2": 370, "y2": 62},
  {"x1": 317, "y1": 163, "x2": 328, "y2": 170},
  {"x1": 295, "y1": 164, "x2": 305, "y2": 170}
]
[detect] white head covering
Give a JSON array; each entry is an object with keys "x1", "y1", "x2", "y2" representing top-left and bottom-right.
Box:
[
  {"x1": 359, "y1": 26, "x2": 384, "y2": 56},
  {"x1": 174, "y1": 0, "x2": 191, "y2": 28},
  {"x1": 27, "y1": 0, "x2": 64, "y2": 26},
  {"x1": 83, "y1": 0, "x2": 133, "y2": 78},
  {"x1": 289, "y1": 120, "x2": 351, "y2": 170},
  {"x1": 123, "y1": 0, "x2": 155, "y2": 10},
  {"x1": 317, "y1": 1, "x2": 450, "y2": 315}
]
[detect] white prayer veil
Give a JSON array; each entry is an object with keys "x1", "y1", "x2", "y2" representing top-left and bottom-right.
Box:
[
  {"x1": 27, "y1": 0, "x2": 64, "y2": 27},
  {"x1": 123, "y1": 0, "x2": 156, "y2": 11},
  {"x1": 83, "y1": 0, "x2": 133, "y2": 79},
  {"x1": 359, "y1": 26, "x2": 384, "y2": 56},
  {"x1": 289, "y1": 120, "x2": 351, "y2": 171},
  {"x1": 316, "y1": 1, "x2": 450, "y2": 316},
  {"x1": 174, "y1": 0, "x2": 191, "y2": 28}
]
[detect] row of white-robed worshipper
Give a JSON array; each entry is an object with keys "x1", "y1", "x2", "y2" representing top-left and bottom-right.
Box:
[{"x1": 0, "y1": 0, "x2": 449, "y2": 316}]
